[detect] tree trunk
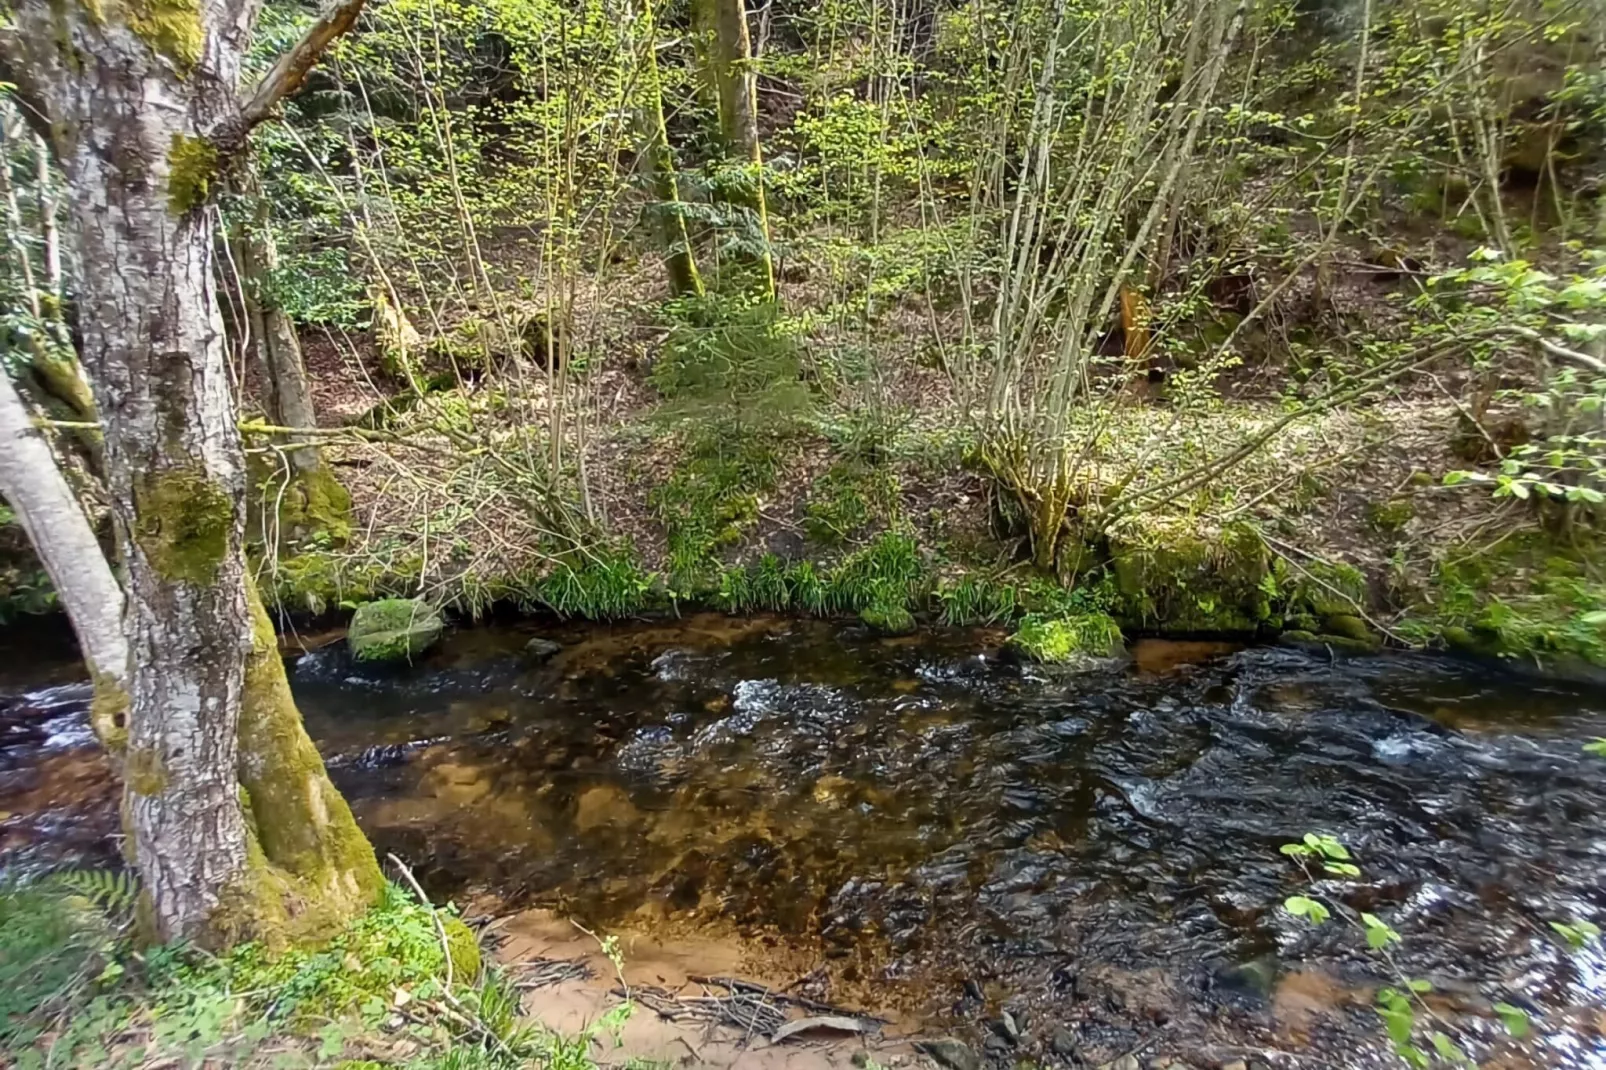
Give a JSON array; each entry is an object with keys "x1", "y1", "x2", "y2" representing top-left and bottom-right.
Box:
[
  {"x1": 4, "y1": 0, "x2": 380, "y2": 947},
  {"x1": 638, "y1": 0, "x2": 703, "y2": 298},
  {"x1": 0, "y1": 372, "x2": 127, "y2": 708},
  {"x1": 237, "y1": 189, "x2": 321, "y2": 475},
  {"x1": 232, "y1": 178, "x2": 353, "y2": 546},
  {"x1": 699, "y1": 0, "x2": 776, "y2": 295}
]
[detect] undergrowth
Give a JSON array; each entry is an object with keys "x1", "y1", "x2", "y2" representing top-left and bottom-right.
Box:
[{"x1": 0, "y1": 871, "x2": 621, "y2": 1070}]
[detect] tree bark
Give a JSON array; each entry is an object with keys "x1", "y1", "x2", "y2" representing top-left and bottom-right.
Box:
[
  {"x1": 237, "y1": 187, "x2": 321, "y2": 476},
  {"x1": 2, "y1": 0, "x2": 379, "y2": 947},
  {"x1": 699, "y1": 0, "x2": 775, "y2": 295},
  {"x1": 638, "y1": 0, "x2": 703, "y2": 298}
]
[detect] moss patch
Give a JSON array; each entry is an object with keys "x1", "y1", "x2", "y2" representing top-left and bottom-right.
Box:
[
  {"x1": 123, "y1": 745, "x2": 168, "y2": 796},
  {"x1": 238, "y1": 581, "x2": 383, "y2": 946},
  {"x1": 88, "y1": 672, "x2": 130, "y2": 752},
  {"x1": 347, "y1": 598, "x2": 444, "y2": 662},
  {"x1": 126, "y1": 0, "x2": 203, "y2": 73},
  {"x1": 1108, "y1": 520, "x2": 1271, "y2": 634},
  {"x1": 1007, "y1": 611, "x2": 1124, "y2": 664},
  {"x1": 133, "y1": 467, "x2": 233, "y2": 586},
  {"x1": 443, "y1": 916, "x2": 481, "y2": 980},
  {"x1": 166, "y1": 133, "x2": 217, "y2": 214}
]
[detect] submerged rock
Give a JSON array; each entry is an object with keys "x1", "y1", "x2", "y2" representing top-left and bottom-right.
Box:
[
  {"x1": 348, "y1": 598, "x2": 444, "y2": 662},
  {"x1": 917, "y1": 1038, "x2": 982, "y2": 1070},
  {"x1": 524, "y1": 636, "x2": 563, "y2": 660}
]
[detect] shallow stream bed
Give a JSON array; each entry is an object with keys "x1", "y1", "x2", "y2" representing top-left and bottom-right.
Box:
[{"x1": 3, "y1": 615, "x2": 1605, "y2": 1066}]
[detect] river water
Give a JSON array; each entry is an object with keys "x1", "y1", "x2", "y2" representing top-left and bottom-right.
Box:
[{"x1": 3, "y1": 614, "x2": 1604, "y2": 1066}]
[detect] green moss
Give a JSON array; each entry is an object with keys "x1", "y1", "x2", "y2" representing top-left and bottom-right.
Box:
[
  {"x1": 1007, "y1": 611, "x2": 1123, "y2": 664},
  {"x1": 124, "y1": 745, "x2": 167, "y2": 797},
  {"x1": 1275, "y1": 558, "x2": 1367, "y2": 617},
  {"x1": 347, "y1": 599, "x2": 444, "y2": 662},
  {"x1": 1400, "y1": 532, "x2": 1606, "y2": 667},
  {"x1": 280, "y1": 466, "x2": 353, "y2": 545},
  {"x1": 88, "y1": 673, "x2": 129, "y2": 753},
  {"x1": 125, "y1": 0, "x2": 202, "y2": 72},
  {"x1": 860, "y1": 603, "x2": 916, "y2": 634},
  {"x1": 238, "y1": 583, "x2": 383, "y2": 945},
  {"x1": 443, "y1": 916, "x2": 481, "y2": 980},
  {"x1": 166, "y1": 133, "x2": 217, "y2": 213},
  {"x1": 1366, "y1": 498, "x2": 1415, "y2": 534},
  {"x1": 264, "y1": 550, "x2": 420, "y2": 617},
  {"x1": 133, "y1": 467, "x2": 233, "y2": 586},
  {"x1": 1108, "y1": 521, "x2": 1269, "y2": 634},
  {"x1": 1322, "y1": 613, "x2": 1379, "y2": 646}
]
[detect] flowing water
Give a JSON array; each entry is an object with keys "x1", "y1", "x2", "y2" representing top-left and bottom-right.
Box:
[{"x1": 3, "y1": 614, "x2": 1605, "y2": 1066}]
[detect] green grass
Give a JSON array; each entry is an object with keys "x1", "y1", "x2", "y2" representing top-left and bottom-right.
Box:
[{"x1": 0, "y1": 874, "x2": 618, "y2": 1070}]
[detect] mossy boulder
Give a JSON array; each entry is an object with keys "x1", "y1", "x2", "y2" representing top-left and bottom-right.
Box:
[
  {"x1": 347, "y1": 599, "x2": 444, "y2": 662},
  {"x1": 1322, "y1": 613, "x2": 1380, "y2": 647},
  {"x1": 1108, "y1": 521, "x2": 1271, "y2": 635},
  {"x1": 1007, "y1": 612, "x2": 1124, "y2": 665},
  {"x1": 443, "y1": 916, "x2": 482, "y2": 980},
  {"x1": 860, "y1": 603, "x2": 917, "y2": 635}
]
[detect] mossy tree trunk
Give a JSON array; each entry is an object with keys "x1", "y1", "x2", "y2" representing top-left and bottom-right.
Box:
[
  {"x1": 237, "y1": 175, "x2": 323, "y2": 477},
  {"x1": 637, "y1": 0, "x2": 703, "y2": 299},
  {"x1": 2, "y1": 0, "x2": 379, "y2": 947},
  {"x1": 698, "y1": 0, "x2": 775, "y2": 295},
  {"x1": 232, "y1": 170, "x2": 353, "y2": 546}
]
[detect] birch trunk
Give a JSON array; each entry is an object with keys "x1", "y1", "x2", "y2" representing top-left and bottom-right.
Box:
[
  {"x1": 0, "y1": 372, "x2": 127, "y2": 700},
  {"x1": 3, "y1": 0, "x2": 380, "y2": 947}
]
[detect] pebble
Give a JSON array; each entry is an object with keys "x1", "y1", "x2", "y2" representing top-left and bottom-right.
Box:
[{"x1": 1048, "y1": 1026, "x2": 1078, "y2": 1058}]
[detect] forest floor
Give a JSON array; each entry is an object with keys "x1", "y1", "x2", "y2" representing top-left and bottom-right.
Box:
[{"x1": 245, "y1": 224, "x2": 1606, "y2": 676}]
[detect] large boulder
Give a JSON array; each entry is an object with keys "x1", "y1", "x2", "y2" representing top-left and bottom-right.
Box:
[{"x1": 347, "y1": 598, "x2": 443, "y2": 662}]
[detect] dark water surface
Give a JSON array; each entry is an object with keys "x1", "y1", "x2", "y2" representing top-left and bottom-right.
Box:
[{"x1": 3, "y1": 615, "x2": 1605, "y2": 1065}]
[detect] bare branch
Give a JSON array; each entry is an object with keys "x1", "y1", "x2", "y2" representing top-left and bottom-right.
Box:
[
  {"x1": 235, "y1": 0, "x2": 367, "y2": 133},
  {"x1": 1499, "y1": 324, "x2": 1606, "y2": 375}
]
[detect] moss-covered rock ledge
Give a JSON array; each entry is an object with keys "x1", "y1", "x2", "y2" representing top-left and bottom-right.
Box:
[{"x1": 252, "y1": 522, "x2": 1606, "y2": 675}]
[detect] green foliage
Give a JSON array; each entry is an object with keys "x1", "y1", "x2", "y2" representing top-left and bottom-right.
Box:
[
  {"x1": 1402, "y1": 534, "x2": 1606, "y2": 666},
  {"x1": 530, "y1": 552, "x2": 656, "y2": 619},
  {"x1": 1006, "y1": 611, "x2": 1123, "y2": 664},
  {"x1": 936, "y1": 574, "x2": 1020, "y2": 627},
  {"x1": 1275, "y1": 834, "x2": 1539, "y2": 1066},
  {"x1": 1548, "y1": 919, "x2": 1601, "y2": 950},
  {"x1": 651, "y1": 294, "x2": 811, "y2": 437},
  {"x1": 803, "y1": 460, "x2": 902, "y2": 547},
  {"x1": 0, "y1": 875, "x2": 591, "y2": 1070},
  {"x1": 652, "y1": 435, "x2": 777, "y2": 590}
]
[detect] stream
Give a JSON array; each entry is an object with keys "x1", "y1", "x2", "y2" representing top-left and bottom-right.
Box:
[{"x1": 2, "y1": 614, "x2": 1604, "y2": 1066}]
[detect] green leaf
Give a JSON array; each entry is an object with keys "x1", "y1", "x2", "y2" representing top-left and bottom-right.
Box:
[
  {"x1": 1580, "y1": 611, "x2": 1606, "y2": 626},
  {"x1": 1280, "y1": 843, "x2": 1313, "y2": 857},
  {"x1": 1493, "y1": 1002, "x2": 1530, "y2": 1038},
  {"x1": 1284, "y1": 895, "x2": 1330, "y2": 924},
  {"x1": 1323, "y1": 862, "x2": 1361, "y2": 878},
  {"x1": 1361, "y1": 912, "x2": 1401, "y2": 949},
  {"x1": 1585, "y1": 739, "x2": 1606, "y2": 757},
  {"x1": 1431, "y1": 1032, "x2": 1469, "y2": 1064},
  {"x1": 1378, "y1": 1004, "x2": 1415, "y2": 1047},
  {"x1": 1406, "y1": 978, "x2": 1433, "y2": 993},
  {"x1": 1549, "y1": 919, "x2": 1601, "y2": 949}
]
